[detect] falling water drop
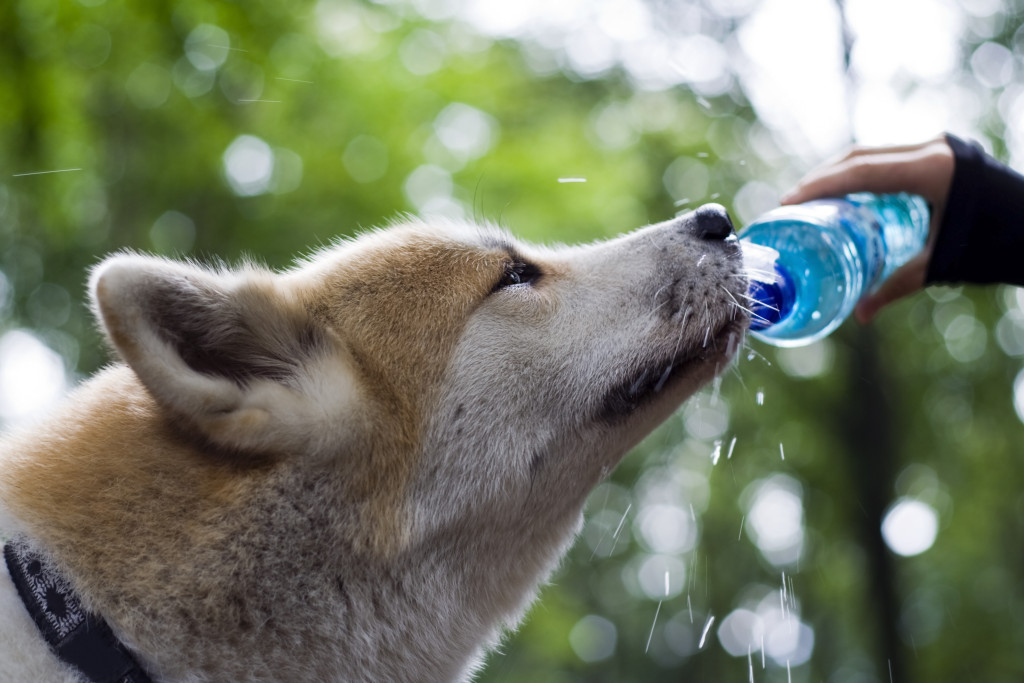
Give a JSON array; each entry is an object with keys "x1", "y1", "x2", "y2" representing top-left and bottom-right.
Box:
[
  {"x1": 710, "y1": 440, "x2": 723, "y2": 465},
  {"x1": 698, "y1": 614, "x2": 715, "y2": 648},
  {"x1": 645, "y1": 601, "x2": 663, "y2": 653},
  {"x1": 612, "y1": 504, "x2": 632, "y2": 539}
]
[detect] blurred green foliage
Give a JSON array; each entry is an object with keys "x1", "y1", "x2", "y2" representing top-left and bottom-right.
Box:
[{"x1": 4, "y1": 0, "x2": 1024, "y2": 681}]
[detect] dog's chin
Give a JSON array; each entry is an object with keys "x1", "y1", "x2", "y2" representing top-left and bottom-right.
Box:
[{"x1": 596, "y1": 318, "x2": 746, "y2": 427}]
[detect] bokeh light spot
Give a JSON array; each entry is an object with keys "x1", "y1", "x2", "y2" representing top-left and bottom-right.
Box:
[
  {"x1": 569, "y1": 614, "x2": 617, "y2": 663},
  {"x1": 223, "y1": 135, "x2": 275, "y2": 197},
  {"x1": 881, "y1": 498, "x2": 939, "y2": 557}
]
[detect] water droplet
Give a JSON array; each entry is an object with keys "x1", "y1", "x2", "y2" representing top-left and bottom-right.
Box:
[
  {"x1": 646, "y1": 600, "x2": 663, "y2": 653},
  {"x1": 698, "y1": 614, "x2": 715, "y2": 648},
  {"x1": 710, "y1": 440, "x2": 722, "y2": 465},
  {"x1": 612, "y1": 503, "x2": 632, "y2": 539}
]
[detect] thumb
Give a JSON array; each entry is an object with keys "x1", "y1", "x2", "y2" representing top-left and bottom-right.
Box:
[{"x1": 854, "y1": 251, "x2": 929, "y2": 324}]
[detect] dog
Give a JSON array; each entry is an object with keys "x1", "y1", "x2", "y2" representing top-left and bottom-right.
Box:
[{"x1": 0, "y1": 205, "x2": 746, "y2": 682}]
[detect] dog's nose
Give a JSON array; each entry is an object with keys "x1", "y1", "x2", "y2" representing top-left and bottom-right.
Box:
[{"x1": 693, "y1": 203, "x2": 734, "y2": 240}]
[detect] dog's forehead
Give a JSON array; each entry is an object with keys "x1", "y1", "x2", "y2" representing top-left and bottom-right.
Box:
[
  {"x1": 295, "y1": 218, "x2": 519, "y2": 395},
  {"x1": 295, "y1": 219, "x2": 516, "y2": 287}
]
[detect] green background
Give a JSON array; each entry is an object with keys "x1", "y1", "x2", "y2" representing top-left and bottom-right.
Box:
[{"x1": 4, "y1": 1, "x2": 1024, "y2": 680}]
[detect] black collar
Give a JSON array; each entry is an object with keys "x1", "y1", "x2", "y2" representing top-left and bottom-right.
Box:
[{"x1": 3, "y1": 535, "x2": 153, "y2": 683}]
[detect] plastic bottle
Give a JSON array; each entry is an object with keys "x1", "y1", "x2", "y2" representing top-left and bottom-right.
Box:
[{"x1": 740, "y1": 192, "x2": 930, "y2": 347}]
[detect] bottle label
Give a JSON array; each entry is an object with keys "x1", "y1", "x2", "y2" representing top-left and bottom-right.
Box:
[{"x1": 829, "y1": 197, "x2": 886, "y2": 288}]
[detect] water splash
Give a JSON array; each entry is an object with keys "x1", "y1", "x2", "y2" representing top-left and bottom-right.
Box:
[
  {"x1": 12, "y1": 168, "x2": 82, "y2": 177},
  {"x1": 711, "y1": 440, "x2": 722, "y2": 466},
  {"x1": 710, "y1": 375, "x2": 723, "y2": 405},
  {"x1": 645, "y1": 600, "x2": 663, "y2": 653},
  {"x1": 698, "y1": 614, "x2": 715, "y2": 648},
  {"x1": 610, "y1": 503, "x2": 632, "y2": 542}
]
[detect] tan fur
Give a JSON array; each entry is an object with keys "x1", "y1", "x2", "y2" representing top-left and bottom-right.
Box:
[
  {"x1": 293, "y1": 224, "x2": 514, "y2": 548},
  {"x1": 0, "y1": 213, "x2": 746, "y2": 682}
]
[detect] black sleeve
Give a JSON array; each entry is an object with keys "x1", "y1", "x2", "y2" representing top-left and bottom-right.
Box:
[{"x1": 925, "y1": 133, "x2": 1024, "y2": 287}]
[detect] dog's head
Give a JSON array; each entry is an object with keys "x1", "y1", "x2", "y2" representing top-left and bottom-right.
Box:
[{"x1": 90, "y1": 206, "x2": 746, "y2": 556}]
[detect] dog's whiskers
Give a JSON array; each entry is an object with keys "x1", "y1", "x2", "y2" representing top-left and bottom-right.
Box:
[{"x1": 735, "y1": 290, "x2": 778, "y2": 311}]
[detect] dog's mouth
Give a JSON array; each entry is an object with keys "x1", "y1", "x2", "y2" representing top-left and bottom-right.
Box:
[{"x1": 596, "y1": 318, "x2": 745, "y2": 423}]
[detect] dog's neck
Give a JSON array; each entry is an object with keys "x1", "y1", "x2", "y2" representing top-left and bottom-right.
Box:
[
  {"x1": 0, "y1": 368, "x2": 586, "y2": 681},
  {"x1": 3, "y1": 535, "x2": 153, "y2": 682}
]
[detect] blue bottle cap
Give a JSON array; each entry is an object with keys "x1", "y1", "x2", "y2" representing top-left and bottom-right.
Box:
[{"x1": 748, "y1": 263, "x2": 795, "y2": 331}]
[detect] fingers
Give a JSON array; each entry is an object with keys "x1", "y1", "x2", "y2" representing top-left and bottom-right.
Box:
[
  {"x1": 782, "y1": 148, "x2": 942, "y2": 205},
  {"x1": 853, "y1": 251, "x2": 930, "y2": 324},
  {"x1": 776, "y1": 137, "x2": 952, "y2": 324},
  {"x1": 781, "y1": 136, "x2": 953, "y2": 206}
]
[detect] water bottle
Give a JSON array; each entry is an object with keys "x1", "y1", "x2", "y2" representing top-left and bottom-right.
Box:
[{"x1": 740, "y1": 193, "x2": 929, "y2": 347}]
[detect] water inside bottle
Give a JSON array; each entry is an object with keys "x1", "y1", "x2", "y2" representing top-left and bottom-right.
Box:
[{"x1": 741, "y1": 218, "x2": 862, "y2": 345}]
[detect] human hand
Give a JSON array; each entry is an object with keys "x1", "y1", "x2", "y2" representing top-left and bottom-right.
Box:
[{"x1": 779, "y1": 137, "x2": 955, "y2": 323}]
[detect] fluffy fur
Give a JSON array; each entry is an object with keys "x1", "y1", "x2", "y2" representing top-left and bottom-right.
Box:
[{"x1": 0, "y1": 212, "x2": 746, "y2": 682}]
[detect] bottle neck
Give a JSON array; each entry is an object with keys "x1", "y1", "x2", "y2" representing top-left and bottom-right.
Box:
[
  {"x1": 741, "y1": 241, "x2": 795, "y2": 330},
  {"x1": 747, "y1": 262, "x2": 795, "y2": 331}
]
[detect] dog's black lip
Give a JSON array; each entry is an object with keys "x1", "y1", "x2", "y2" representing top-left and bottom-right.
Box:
[{"x1": 595, "y1": 319, "x2": 744, "y2": 424}]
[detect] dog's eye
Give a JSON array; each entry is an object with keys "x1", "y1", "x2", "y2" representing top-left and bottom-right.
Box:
[{"x1": 495, "y1": 261, "x2": 540, "y2": 291}]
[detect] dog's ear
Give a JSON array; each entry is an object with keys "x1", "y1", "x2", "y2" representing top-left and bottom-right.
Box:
[{"x1": 90, "y1": 253, "x2": 357, "y2": 455}]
